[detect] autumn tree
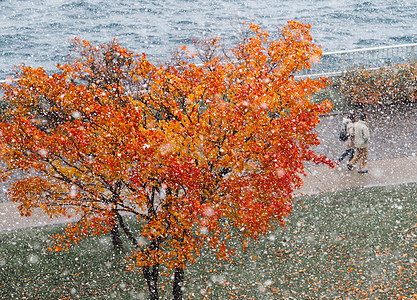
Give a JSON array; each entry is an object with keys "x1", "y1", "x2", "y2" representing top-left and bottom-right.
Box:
[{"x1": 0, "y1": 21, "x2": 332, "y2": 299}]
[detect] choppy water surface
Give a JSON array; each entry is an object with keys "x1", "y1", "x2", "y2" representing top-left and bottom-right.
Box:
[{"x1": 1, "y1": 0, "x2": 417, "y2": 78}]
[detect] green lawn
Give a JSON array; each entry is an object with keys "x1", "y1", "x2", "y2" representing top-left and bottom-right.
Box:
[{"x1": 1, "y1": 183, "x2": 417, "y2": 299}]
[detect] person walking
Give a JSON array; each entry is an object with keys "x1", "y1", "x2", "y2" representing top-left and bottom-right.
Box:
[
  {"x1": 347, "y1": 113, "x2": 370, "y2": 174},
  {"x1": 337, "y1": 112, "x2": 355, "y2": 166}
]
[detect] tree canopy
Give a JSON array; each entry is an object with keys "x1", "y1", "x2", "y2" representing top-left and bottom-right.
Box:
[{"x1": 0, "y1": 21, "x2": 332, "y2": 299}]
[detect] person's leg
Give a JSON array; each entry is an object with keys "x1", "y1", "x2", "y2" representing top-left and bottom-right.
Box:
[
  {"x1": 358, "y1": 148, "x2": 368, "y2": 172},
  {"x1": 347, "y1": 148, "x2": 355, "y2": 162},
  {"x1": 349, "y1": 148, "x2": 366, "y2": 170},
  {"x1": 338, "y1": 149, "x2": 350, "y2": 163},
  {"x1": 363, "y1": 148, "x2": 368, "y2": 167},
  {"x1": 357, "y1": 149, "x2": 364, "y2": 171},
  {"x1": 349, "y1": 148, "x2": 360, "y2": 168}
]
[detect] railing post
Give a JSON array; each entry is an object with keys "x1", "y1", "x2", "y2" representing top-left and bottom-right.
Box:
[{"x1": 411, "y1": 45, "x2": 415, "y2": 62}]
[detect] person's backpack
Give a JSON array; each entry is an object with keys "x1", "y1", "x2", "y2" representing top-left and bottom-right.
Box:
[{"x1": 339, "y1": 122, "x2": 349, "y2": 142}]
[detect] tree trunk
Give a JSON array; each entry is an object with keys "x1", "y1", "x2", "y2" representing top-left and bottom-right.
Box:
[
  {"x1": 110, "y1": 213, "x2": 123, "y2": 251},
  {"x1": 173, "y1": 267, "x2": 184, "y2": 300},
  {"x1": 143, "y1": 265, "x2": 160, "y2": 300}
]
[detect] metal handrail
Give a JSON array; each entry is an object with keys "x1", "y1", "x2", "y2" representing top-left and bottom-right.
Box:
[
  {"x1": 323, "y1": 43, "x2": 417, "y2": 55},
  {"x1": 298, "y1": 43, "x2": 417, "y2": 78}
]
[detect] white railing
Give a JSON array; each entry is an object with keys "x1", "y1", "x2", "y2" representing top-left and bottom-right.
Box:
[{"x1": 297, "y1": 43, "x2": 417, "y2": 79}]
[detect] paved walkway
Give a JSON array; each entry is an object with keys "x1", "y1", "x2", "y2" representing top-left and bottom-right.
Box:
[
  {"x1": 0, "y1": 202, "x2": 80, "y2": 232},
  {"x1": 298, "y1": 156, "x2": 417, "y2": 195},
  {"x1": 1, "y1": 156, "x2": 416, "y2": 232}
]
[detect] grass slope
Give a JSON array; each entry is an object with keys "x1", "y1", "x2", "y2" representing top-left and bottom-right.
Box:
[{"x1": 1, "y1": 183, "x2": 416, "y2": 299}]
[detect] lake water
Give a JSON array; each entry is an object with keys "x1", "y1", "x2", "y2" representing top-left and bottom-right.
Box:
[{"x1": 1, "y1": 0, "x2": 417, "y2": 79}]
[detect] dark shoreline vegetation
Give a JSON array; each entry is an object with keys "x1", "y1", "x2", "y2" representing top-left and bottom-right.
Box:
[
  {"x1": 311, "y1": 61, "x2": 417, "y2": 116},
  {"x1": 1, "y1": 182, "x2": 416, "y2": 299}
]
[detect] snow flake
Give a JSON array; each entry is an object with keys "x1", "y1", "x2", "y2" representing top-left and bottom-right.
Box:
[
  {"x1": 28, "y1": 254, "x2": 39, "y2": 264},
  {"x1": 38, "y1": 149, "x2": 48, "y2": 157},
  {"x1": 200, "y1": 227, "x2": 208, "y2": 234},
  {"x1": 72, "y1": 111, "x2": 81, "y2": 119},
  {"x1": 4, "y1": 76, "x2": 14, "y2": 85},
  {"x1": 69, "y1": 185, "x2": 78, "y2": 198}
]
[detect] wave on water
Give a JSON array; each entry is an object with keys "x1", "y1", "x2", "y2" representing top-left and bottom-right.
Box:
[{"x1": 1, "y1": 0, "x2": 417, "y2": 79}]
